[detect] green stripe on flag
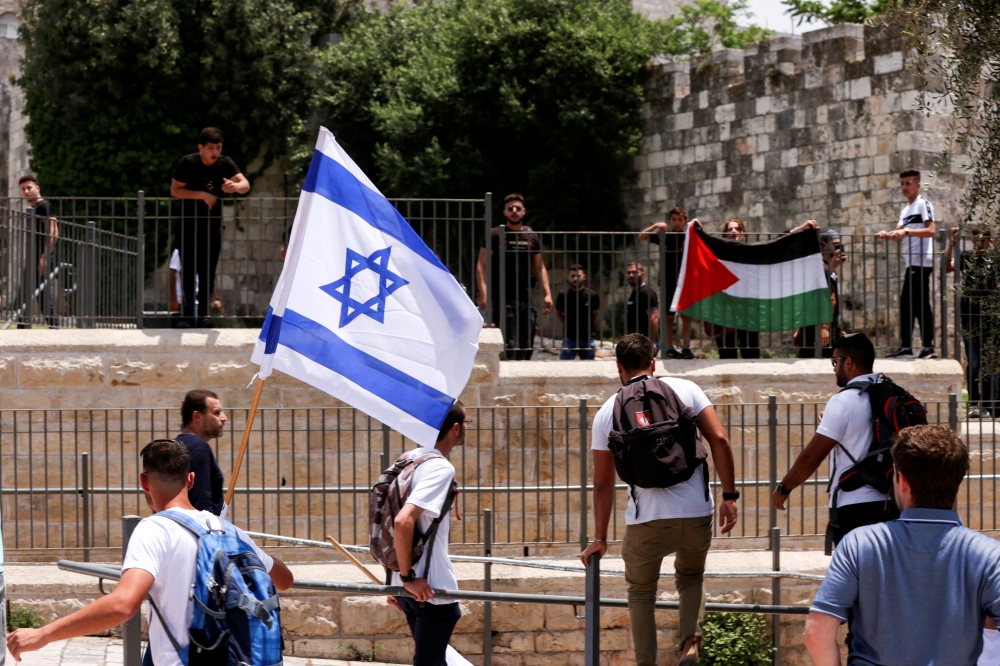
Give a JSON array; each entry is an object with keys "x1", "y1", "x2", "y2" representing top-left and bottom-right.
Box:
[{"x1": 681, "y1": 288, "x2": 832, "y2": 333}]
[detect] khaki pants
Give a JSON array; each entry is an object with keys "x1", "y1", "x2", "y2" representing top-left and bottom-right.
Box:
[{"x1": 623, "y1": 515, "x2": 713, "y2": 666}]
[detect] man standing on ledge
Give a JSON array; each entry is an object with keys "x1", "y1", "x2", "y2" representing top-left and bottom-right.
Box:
[
  {"x1": 580, "y1": 333, "x2": 738, "y2": 665},
  {"x1": 170, "y1": 127, "x2": 250, "y2": 328},
  {"x1": 175, "y1": 389, "x2": 227, "y2": 515}
]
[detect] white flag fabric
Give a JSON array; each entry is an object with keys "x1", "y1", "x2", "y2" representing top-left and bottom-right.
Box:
[{"x1": 251, "y1": 128, "x2": 483, "y2": 445}]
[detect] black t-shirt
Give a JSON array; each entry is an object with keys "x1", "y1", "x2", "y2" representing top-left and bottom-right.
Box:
[
  {"x1": 626, "y1": 283, "x2": 659, "y2": 336},
  {"x1": 172, "y1": 153, "x2": 241, "y2": 219},
  {"x1": 175, "y1": 432, "x2": 225, "y2": 515},
  {"x1": 29, "y1": 199, "x2": 54, "y2": 257},
  {"x1": 645, "y1": 232, "x2": 685, "y2": 286},
  {"x1": 556, "y1": 287, "x2": 600, "y2": 341},
  {"x1": 958, "y1": 251, "x2": 995, "y2": 333},
  {"x1": 483, "y1": 225, "x2": 541, "y2": 303}
]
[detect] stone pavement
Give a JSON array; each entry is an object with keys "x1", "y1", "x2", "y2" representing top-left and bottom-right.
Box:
[{"x1": 5, "y1": 636, "x2": 407, "y2": 666}]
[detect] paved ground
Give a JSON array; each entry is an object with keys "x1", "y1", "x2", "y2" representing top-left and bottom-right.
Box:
[{"x1": 5, "y1": 636, "x2": 404, "y2": 666}]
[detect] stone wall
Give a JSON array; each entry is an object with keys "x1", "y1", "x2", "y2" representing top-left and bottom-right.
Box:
[{"x1": 629, "y1": 22, "x2": 966, "y2": 236}]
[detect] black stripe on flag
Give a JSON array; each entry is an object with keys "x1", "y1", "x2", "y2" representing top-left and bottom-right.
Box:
[{"x1": 694, "y1": 226, "x2": 822, "y2": 265}]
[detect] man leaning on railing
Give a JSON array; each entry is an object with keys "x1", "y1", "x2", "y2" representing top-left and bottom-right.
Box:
[{"x1": 18, "y1": 174, "x2": 58, "y2": 328}]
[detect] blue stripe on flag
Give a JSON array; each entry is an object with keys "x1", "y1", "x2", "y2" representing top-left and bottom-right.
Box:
[
  {"x1": 303, "y1": 150, "x2": 448, "y2": 273},
  {"x1": 259, "y1": 308, "x2": 453, "y2": 430}
]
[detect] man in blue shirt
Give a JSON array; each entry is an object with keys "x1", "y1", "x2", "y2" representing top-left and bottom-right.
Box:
[
  {"x1": 805, "y1": 425, "x2": 1000, "y2": 665},
  {"x1": 175, "y1": 390, "x2": 227, "y2": 515}
]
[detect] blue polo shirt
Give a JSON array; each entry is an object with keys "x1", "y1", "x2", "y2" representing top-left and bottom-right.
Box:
[{"x1": 812, "y1": 508, "x2": 1000, "y2": 665}]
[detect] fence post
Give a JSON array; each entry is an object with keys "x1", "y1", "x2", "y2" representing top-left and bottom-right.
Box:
[
  {"x1": 136, "y1": 191, "x2": 145, "y2": 329},
  {"x1": 949, "y1": 393, "x2": 958, "y2": 433},
  {"x1": 498, "y1": 224, "x2": 506, "y2": 355},
  {"x1": 84, "y1": 221, "x2": 97, "y2": 328},
  {"x1": 585, "y1": 553, "x2": 601, "y2": 666},
  {"x1": 381, "y1": 423, "x2": 391, "y2": 471},
  {"x1": 768, "y1": 395, "x2": 778, "y2": 545},
  {"x1": 939, "y1": 228, "x2": 948, "y2": 359},
  {"x1": 579, "y1": 398, "x2": 589, "y2": 551},
  {"x1": 771, "y1": 526, "x2": 781, "y2": 666},
  {"x1": 658, "y1": 228, "x2": 668, "y2": 356},
  {"x1": 81, "y1": 452, "x2": 90, "y2": 562},
  {"x1": 122, "y1": 515, "x2": 142, "y2": 666},
  {"x1": 484, "y1": 193, "x2": 492, "y2": 328},
  {"x1": 953, "y1": 237, "x2": 962, "y2": 367},
  {"x1": 483, "y1": 508, "x2": 493, "y2": 666}
]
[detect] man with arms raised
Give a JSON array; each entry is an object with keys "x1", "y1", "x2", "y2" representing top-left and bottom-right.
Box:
[
  {"x1": 805, "y1": 425, "x2": 1000, "y2": 664},
  {"x1": 7, "y1": 440, "x2": 293, "y2": 664},
  {"x1": 580, "y1": 334, "x2": 738, "y2": 665}
]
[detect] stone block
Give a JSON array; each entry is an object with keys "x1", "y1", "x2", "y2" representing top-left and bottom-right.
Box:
[
  {"x1": 492, "y1": 603, "x2": 546, "y2": 632},
  {"x1": 523, "y1": 653, "x2": 585, "y2": 666},
  {"x1": 290, "y1": 638, "x2": 372, "y2": 660},
  {"x1": 281, "y1": 599, "x2": 339, "y2": 637},
  {"x1": 19, "y1": 355, "x2": 104, "y2": 387},
  {"x1": 535, "y1": 630, "x2": 585, "y2": 653},
  {"x1": 107, "y1": 355, "x2": 193, "y2": 388},
  {"x1": 340, "y1": 596, "x2": 410, "y2": 635},
  {"x1": 372, "y1": 637, "x2": 417, "y2": 664},
  {"x1": 494, "y1": 631, "x2": 536, "y2": 653}
]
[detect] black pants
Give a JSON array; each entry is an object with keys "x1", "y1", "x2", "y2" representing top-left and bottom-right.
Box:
[
  {"x1": 900, "y1": 266, "x2": 934, "y2": 348},
  {"x1": 396, "y1": 598, "x2": 461, "y2": 666},
  {"x1": 179, "y1": 218, "x2": 222, "y2": 319},
  {"x1": 492, "y1": 300, "x2": 536, "y2": 360},
  {"x1": 716, "y1": 329, "x2": 760, "y2": 359}
]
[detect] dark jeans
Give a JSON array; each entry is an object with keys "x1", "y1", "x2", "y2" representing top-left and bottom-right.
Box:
[
  {"x1": 964, "y1": 333, "x2": 999, "y2": 413},
  {"x1": 900, "y1": 266, "x2": 934, "y2": 348},
  {"x1": 796, "y1": 324, "x2": 836, "y2": 358},
  {"x1": 560, "y1": 338, "x2": 596, "y2": 360},
  {"x1": 492, "y1": 300, "x2": 536, "y2": 360},
  {"x1": 396, "y1": 598, "x2": 461, "y2": 666},
  {"x1": 716, "y1": 329, "x2": 760, "y2": 359},
  {"x1": 179, "y1": 218, "x2": 222, "y2": 319}
]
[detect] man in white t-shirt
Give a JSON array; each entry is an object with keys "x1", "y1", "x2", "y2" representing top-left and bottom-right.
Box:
[
  {"x1": 579, "y1": 334, "x2": 738, "y2": 666},
  {"x1": 878, "y1": 169, "x2": 937, "y2": 359},
  {"x1": 772, "y1": 333, "x2": 900, "y2": 549},
  {"x1": 388, "y1": 401, "x2": 468, "y2": 666},
  {"x1": 7, "y1": 439, "x2": 293, "y2": 665}
]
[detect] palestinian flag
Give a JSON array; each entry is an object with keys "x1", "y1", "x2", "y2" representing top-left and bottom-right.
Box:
[{"x1": 670, "y1": 223, "x2": 831, "y2": 332}]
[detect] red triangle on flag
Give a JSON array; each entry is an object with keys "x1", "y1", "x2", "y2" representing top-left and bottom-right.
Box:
[{"x1": 676, "y1": 228, "x2": 739, "y2": 311}]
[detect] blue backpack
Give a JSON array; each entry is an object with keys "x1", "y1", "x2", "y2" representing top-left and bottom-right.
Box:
[{"x1": 146, "y1": 511, "x2": 283, "y2": 666}]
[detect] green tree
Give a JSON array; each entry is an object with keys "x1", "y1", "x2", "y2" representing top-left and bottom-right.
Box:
[
  {"x1": 660, "y1": 0, "x2": 773, "y2": 57},
  {"x1": 783, "y1": 0, "x2": 893, "y2": 26},
  {"x1": 18, "y1": 0, "x2": 339, "y2": 197},
  {"x1": 310, "y1": 0, "x2": 769, "y2": 232}
]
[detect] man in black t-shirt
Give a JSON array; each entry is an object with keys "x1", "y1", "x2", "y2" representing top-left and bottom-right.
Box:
[
  {"x1": 625, "y1": 261, "x2": 659, "y2": 342},
  {"x1": 640, "y1": 206, "x2": 692, "y2": 359},
  {"x1": 18, "y1": 175, "x2": 59, "y2": 327},
  {"x1": 170, "y1": 127, "x2": 250, "y2": 326},
  {"x1": 556, "y1": 264, "x2": 600, "y2": 360},
  {"x1": 175, "y1": 389, "x2": 227, "y2": 515},
  {"x1": 475, "y1": 193, "x2": 553, "y2": 360}
]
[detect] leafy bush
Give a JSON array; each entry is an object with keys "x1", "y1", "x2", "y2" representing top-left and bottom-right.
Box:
[
  {"x1": 7, "y1": 605, "x2": 44, "y2": 632},
  {"x1": 699, "y1": 612, "x2": 776, "y2": 666}
]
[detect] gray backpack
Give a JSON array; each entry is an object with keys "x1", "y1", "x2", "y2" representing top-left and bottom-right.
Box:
[{"x1": 369, "y1": 451, "x2": 458, "y2": 581}]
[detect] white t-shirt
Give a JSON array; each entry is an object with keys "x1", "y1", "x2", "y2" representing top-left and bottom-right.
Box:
[
  {"x1": 390, "y1": 448, "x2": 459, "y2": 604},
  {"x1": 592, "y1": 377, "x2": 715, "y2": 525},
  {"x1": 896, "y1": 196, "x2": 935, "y2": 268},
  {"x1": 815, "y1": 373, "x2": 888, "y2": 508},
  {"x1": 121, "y1": 508, "x2": 274, "y2": 666},
  {"x1": 169, "y1": 249, "x2": 199, "y2": 308}
]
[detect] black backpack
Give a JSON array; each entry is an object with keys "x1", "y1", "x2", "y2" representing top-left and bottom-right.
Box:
[{"x1": 607, "y1": 376, "x2": 708, "y2": 511}]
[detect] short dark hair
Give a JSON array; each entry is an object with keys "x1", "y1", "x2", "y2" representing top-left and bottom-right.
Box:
[
  {"x1": 18, "y1": 175, "x2": 38, "y2": 186},
  {"x1": 891, "y1": 425, "x2": 968, "y2": 509},
  {"x1": 569, "y1": 263, "x2": 584, "y2": 272},
  {"x1": 626, "y1": 261, "x2": 645, "y2": 272},
  {"x1": 182, "y1": 389, "x2": 219, "y2": 427},
  {"x1": 832, "y1": 333, "x2": 875, "y2": 372},
  {"x1": 668, "y1": 206, "x2": 687, "y2": 220},
  {"x1": 140, "y1": 439, "x2": 191, "y2": 489},
  {"x1": 820, "y1": 228, "x2": 841, "y2": 244},
  {"x1": 436, "y1": 400, "x2": 466, "y2": 442},
  {"x1": 199, "y1": 127, "x2": 223, "y2": 145},
  {"x1": 616, "y1": 333, "x2": 656, "y2": 373},
  {"x1": 900, "y1": 169, "x2": 920, "y2": 182},
  {"x1": 503, "y1": 193, "x2": 525, "y2": 206}
]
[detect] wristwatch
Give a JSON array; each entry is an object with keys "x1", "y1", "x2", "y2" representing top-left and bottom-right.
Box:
[
  {"x1": 400, "y1": 570, "x2": 417, "y2": 583},
  {"x1": 776, "y1": 482, "x2": 791, "y2": 496},
  {"x1": 722, "y1": 490, "x2": 740, "y2": 501}
]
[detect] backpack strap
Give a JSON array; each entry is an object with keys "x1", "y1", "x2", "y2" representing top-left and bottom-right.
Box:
[
  {"x1": 147, "y1": 596, "x2": 185, "y2": 654},
  {"x1": 420, "y1": 479, "x2": 458, "y2": 580},
  {"x1": 154, "y1": 509, "x2": 211, "y2": 537}
]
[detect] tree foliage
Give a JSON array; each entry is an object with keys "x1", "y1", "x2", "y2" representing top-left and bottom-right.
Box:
[
  {"x1": 660, "y1": 0, "x2": 773, "y2": 56},
  {"x1": 782, "y1": 0, "x2": 893, "y2": 25},
  {"x1": 17, "y1": 0, "x2": 349, "y2": 196},
  {"x1": 308, "y1": 0, "x2": 770, "y2": 232},
  {"x1": 700, "y1": 612, "x2": 775, "y2": 666}
]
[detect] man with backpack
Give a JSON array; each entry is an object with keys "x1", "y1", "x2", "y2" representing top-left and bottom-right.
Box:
[
  {"x1": 578, "y1": 334, "x2": 739, "y2": 666},
  {"x1": 371, "y1": 401, "x2": 467, "y2": 666},
  {"x1": 7, "y1": 439, "x2": 294, "y2": 665},
  {"x1": 771, "y1": 333, "x2": 925, "y2": 552}
]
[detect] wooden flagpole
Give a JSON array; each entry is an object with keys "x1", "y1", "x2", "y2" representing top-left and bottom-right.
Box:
[
  {"x1": 327, "y1": 535, "x2": 382, "y2": 585},
  {"x1": 224, "y1": 376, "x2": 266, "y2": 509}
]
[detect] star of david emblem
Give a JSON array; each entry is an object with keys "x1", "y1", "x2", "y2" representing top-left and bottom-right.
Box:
[{"x1": 321, "y1": 247, "x2": 409, "y2": 328}]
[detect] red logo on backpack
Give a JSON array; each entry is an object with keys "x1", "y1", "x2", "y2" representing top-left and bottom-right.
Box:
[{"x1": 636, "y1": 411, "x2": 652, "y2": 427}]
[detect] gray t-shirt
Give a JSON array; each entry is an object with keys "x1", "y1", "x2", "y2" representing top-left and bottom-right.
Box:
[{"x1": 811, "y1": 508, "x2": 1000, "y2": 664}]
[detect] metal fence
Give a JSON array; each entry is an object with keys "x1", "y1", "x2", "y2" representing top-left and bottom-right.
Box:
[{"x1": 1, "y1": 396, "x2": 990, "y2": 559}]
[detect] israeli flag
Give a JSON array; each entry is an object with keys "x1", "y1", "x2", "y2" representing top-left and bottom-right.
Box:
[{"x1": 251, "y1": 128, "x2": 483, "y2": 445}]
